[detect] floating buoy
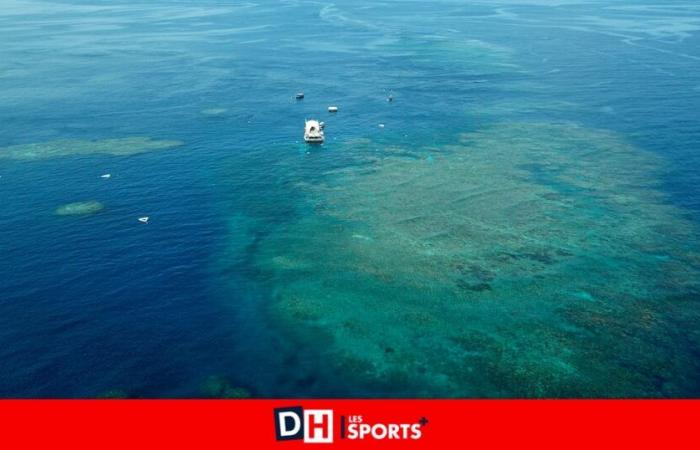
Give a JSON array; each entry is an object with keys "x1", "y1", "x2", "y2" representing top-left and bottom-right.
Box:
[
  {"x1": 328, "y1": 106, "x2": 338, "y2": 113},
  {"x1": 387, "y1": 95, "x2": 393, "y2": 102},
  {"x1": 101, "y1": 174, "x2": 111, "y2": 179},
  {"x1": 295, "y1": 92, "x2": 304, "y2": 100},
  {"x1": 138, "y1": 217, "x2": 149, "y2": 223}
]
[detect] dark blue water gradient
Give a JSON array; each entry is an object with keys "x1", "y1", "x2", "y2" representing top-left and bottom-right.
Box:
[{"x1": 0, "y1": 0, "x2": 698, "y2": 397}]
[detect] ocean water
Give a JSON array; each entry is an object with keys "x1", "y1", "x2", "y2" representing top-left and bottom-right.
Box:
[{"x1": 0, "y1": 0, "x2": 699, "y2": 398}]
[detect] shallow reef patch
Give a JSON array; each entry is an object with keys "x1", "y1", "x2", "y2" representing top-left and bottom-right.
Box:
[
  {"x1": 0, "y1": 137, "x2": 184, "y2": 161},
  {"x1": 201, "y1": 108, "x2": 228, "y2": 116},
  {"x1": 55, "y1": 201, "x2": 105, "y2": 216},
  {"x1": 252, "y1": 122, "x2": 700, "y2": 397},
  {"x1": 200, "y1": 375, "x2": 252, "y2": 399}
]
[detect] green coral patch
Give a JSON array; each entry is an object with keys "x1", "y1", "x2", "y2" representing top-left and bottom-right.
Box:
[
  {"x1": 55, "y1": 201, "x2": 105, "y2": 216},
  {"x1": 200, "y1": 376, "x2": 252, "y2": 399},
  {"x1": 0, "y1": 137, "x2": 184, "y2": 161},
  {"x1": 254, "y1": 122, "x2": 700, "y2": 397}
]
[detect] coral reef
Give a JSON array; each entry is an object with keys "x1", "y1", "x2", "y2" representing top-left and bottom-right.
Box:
[
  {"x1": 200, "y1": 376, "x2": 252, "y2": 399},
  {"x1": 201, "y1": 108, "x2": 228, "y2": 116},
  {"x1": 254, "y1": 122, "x2": 700, "y2": 397},
  {"x1": 0, "y1": 137, "x2": 183, "y2": 161},
  {"x1": 55, "y1": 201, "x2": 105, "y2": 216}
]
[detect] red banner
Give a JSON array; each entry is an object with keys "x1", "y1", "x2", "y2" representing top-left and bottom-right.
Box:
[{"x1": 0, "y1": 400, "x2": 698, "y2": 449}]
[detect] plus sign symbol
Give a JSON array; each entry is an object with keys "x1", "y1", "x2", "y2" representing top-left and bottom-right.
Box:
[{"x1": 418, "y1": 417, "x2": 429, "y2": 427}]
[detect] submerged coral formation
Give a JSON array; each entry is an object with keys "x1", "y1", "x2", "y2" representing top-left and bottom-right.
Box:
[
  {"x1": 97, "y1": 389, "x2": 129, "y2": 399},
  {"x1": 254, "y1": 122, "x2": 700, "y2": 397},
  {"x1": 0, "y1": 137, "x2": 184, "y2": 161},
  {"x1": 200, "y1": 375, "x2": 251, "y2": 399},
  {"x1": 55, "y1": 201, "x2": 105, "y2": 216},
  {"x1": 201, "y1": 108, "x2": 228, "y2": 116}
]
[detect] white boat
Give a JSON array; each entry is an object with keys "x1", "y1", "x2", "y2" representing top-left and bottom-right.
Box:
[
  {"x1": 304, "y1": 119, "x2": 324, "y2": 144},
  {"x1": 328, "y1": 106, "x2": 338, "y2": 113},
  {"x1": 138, "y1": 216, "x2": 149, "y2": 223}
]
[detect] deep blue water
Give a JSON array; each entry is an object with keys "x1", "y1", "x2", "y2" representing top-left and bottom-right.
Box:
[{"x1": 0, "y1": 0, "x2": 699, "y2": 397}]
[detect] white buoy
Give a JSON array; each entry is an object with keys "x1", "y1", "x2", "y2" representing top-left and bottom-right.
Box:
[
  {"x1": 328, "y1": 106, "x2": 338, "y2": 113},
  {"x1": 101, "y1": 174, "x2": 111, "y2": 179},
  {"x1": 138, "y1": 217, "x2": 149, "y2": 223}
]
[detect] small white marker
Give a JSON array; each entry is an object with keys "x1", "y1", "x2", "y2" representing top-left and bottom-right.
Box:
[
  {"x1": 101, "y1": 173, "x2": 111, "y2": 179},
  {"x1": 138, "y1": 217, "x2": 149, "y2": 223}
]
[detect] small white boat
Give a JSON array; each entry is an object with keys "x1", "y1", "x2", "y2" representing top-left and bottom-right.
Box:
[
  {"x1": 138, "y1": 216, "x2": 149, "y2": 223},
  {"x1": 328, "y1": 106, "x2": 338, "y2": 113},
  {"x1": 101, "y1": 173, "x2": 111, "y2": 179},
  {"x1": 304, "y1": 120, "x2": 324, "y2": 144},
  {"x1": 295, "y1": 92, "x2": 304, "y2": 100}
]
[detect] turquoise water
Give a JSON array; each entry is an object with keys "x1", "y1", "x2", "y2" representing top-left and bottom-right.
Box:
[{"x1": 0, "y1": 0, "x2": 699, "y2": 397}]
